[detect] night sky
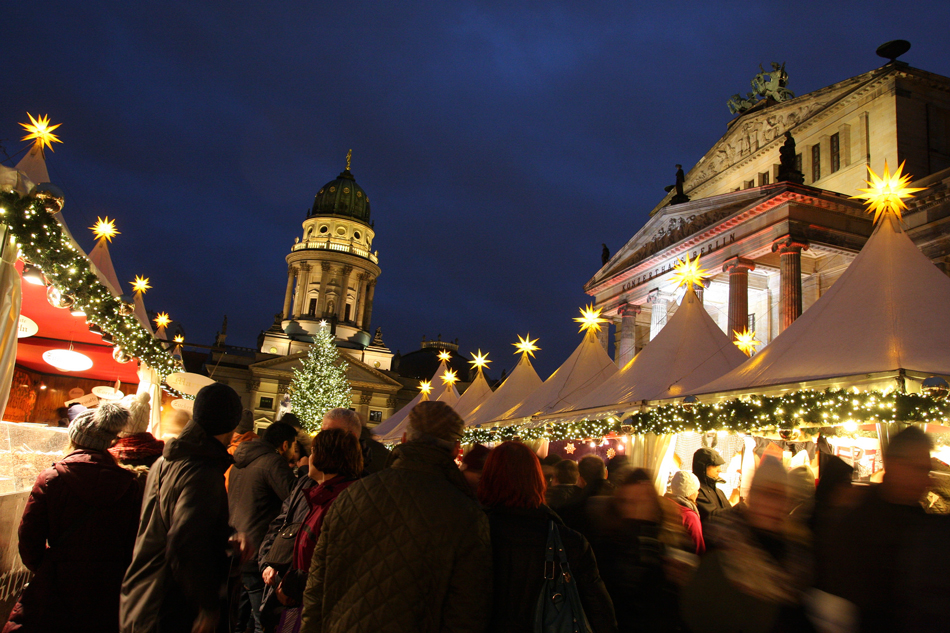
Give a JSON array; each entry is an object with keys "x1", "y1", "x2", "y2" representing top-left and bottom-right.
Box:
[{"x1": 3, "y1": 1, "x2": 949, "y2": 379}]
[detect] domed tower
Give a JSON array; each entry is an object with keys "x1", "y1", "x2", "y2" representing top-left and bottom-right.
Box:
[{"x1": 268, "y1": 151, "x2": 384, "y2": 357}]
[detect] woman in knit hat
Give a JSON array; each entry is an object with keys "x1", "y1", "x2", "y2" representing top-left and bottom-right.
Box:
[
  {"x1": 3, "y1": 403, "x2": 143, "y2": 633},
  {"x1": 666, "y1": 470, "x2": 706, "y2": 554},
  {"x1": 109, "y1": 392, "x2": 165, "y2": 470}
]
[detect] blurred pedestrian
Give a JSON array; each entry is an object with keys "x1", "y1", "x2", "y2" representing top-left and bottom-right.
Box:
[
  {"x1": 226, "y1": 410, "x2": 259, "y2": 491},
  {"x1": 109, "y1": 392, "x2": 164, "y2": 471},
  {"x1": 121, "y1": 383, "x2": 253, "y2": 633},
  {"x1": 3, "y1": 404, "x2": 142, "y2": 633},
  {"x1": 229, "y1": 422, "x2": 299, "y2": 633},
  {"x1": 545, "y1": 459, "x2": 580, "y2": 509},
  {"x1": 681, "y1": 457, "x2": 813, "y2": 633},
  {"x1": 272, "y1": 428, "x2": 363, "y2": 630},
  {"x1": 539, "y1": 453, "x2": 562, "y2": 486},
  {"x1": 559, "y1": 454, "x2": 613, "y2": 537},
  {"x1": 478, "y1": 441, "x2": 617, "y2": 633},
  {"x1": 691, "y1": 447, "x2": 735, "y2": 532},
  {"x1": 666, "y1": 470, "x2": 705, "y2": 554},
  {"x1": 299, "y1": 401, "x2": 491, "y2": 633}
]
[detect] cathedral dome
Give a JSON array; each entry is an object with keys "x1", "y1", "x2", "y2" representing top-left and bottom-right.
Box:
[{"x1": 309, "y1": 168, "x2": 372, "y2": 224}]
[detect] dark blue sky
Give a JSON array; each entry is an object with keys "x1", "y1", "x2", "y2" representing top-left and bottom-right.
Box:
[{"x1": 3, "y1": 1, "x2": 949, "y2": 378}]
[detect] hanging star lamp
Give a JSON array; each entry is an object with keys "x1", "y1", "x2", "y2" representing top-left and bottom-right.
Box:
[
  {"x1": 670, "y1": 252, "x2": 709, "y2": 291},
  {"x1": 20, "y1": 113, "x2": 63, "y2": 153},
  {"x1": 90, "y1": 217, "x2": 119, "y2": 243},
  {"x1": 419, "y1": 379, "x2": 432, "y2": 401},
  {"x1": 441, "y1": 369, "x2": 459, "y2": 387},
  {"x1": 154, "y1": 312, "x2": 171, "y2": 339},
  {"x1": 733, "y1": 328, "x2": 762, "y2": 356},
  {"x1": 574, "y1": 305, "x2": 607, "y2": 334},
  {"x1": 513, "y1": 334, "x2": 540, "y2": 358},
  {"x1": 437, "y1": 350, "x2": 452, "y2": 362},
  {"x1": 131, "y1": 275, "x2": 151, "y2": 298},
  {"x1": 469, "y1": 349, "x2": 491, "y2": 374},
  {"x1": 851, "y1": 160, "x2": 924, "y2": 224}
]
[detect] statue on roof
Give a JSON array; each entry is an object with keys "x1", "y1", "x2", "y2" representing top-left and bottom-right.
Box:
[
  {"x1": 777, "y1": 132, "x2": 805, "y2": 184},
  {"x1": 664, "y1": 164, "x2": 690, "y2": 205},
  {"x1": 372, "y1": 327, "x2": 384, "y2": 346},
  {"x1": 601, "y1": 243, "x2": 610, "y2": 266},
  {"x1": 728, "y1": 62, "x2": 795, "y2": 114}
]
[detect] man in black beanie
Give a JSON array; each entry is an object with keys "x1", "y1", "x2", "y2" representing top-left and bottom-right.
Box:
[{"x1": 121, "y1": 382, "x2": 252, "y2": 633}]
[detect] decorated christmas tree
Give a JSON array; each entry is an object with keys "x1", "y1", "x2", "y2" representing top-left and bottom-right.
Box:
[{"x1": 289, "y1": 322, "x2": 352, "y2": 431}]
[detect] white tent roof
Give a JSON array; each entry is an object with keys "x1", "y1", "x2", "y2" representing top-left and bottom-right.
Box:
[
  {"x1": 570, "y1": 286, "x2": 746, "y2": 411},
  {"x1": 15, "y1": 144, "x2": 50, "y2": 186},
  {"x1": 374, "y1": 360, "x2": 451, "y2": 440},
  {"x1": 494, "y1": 330, "x2": 618, "y2": 423},
  {"x1": 465, "y1": 354, "x2": 543, "y2": 427},
  {"x1": 697, "y1": 214, "x2": 950, "y2": 395},
  {"x1": 436, "y1": 381, "x2": 461, "y2": 407},
  {"x1": 454, "y1": 370, "x2": 493, "y2": 420}
]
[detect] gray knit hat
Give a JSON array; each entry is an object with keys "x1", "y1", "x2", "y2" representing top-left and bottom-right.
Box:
[
  {"x1": 671, "y1": 470, "x2": 701, "y2": 498},
  {"x1": 69, "y1": 402, "x2": 130, "y2": 451}
]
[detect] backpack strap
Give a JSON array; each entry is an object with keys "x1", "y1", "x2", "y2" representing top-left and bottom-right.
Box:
[{"x1": 544, "y1": 520, "x2": 557, "y2": 580}]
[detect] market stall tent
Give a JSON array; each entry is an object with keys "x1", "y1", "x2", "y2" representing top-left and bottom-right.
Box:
[
  {"x1": 697, "y1": 212, "x2": 950, "y2": 396},
  {"x1": 374, "y1": 359, "x2": 452, "y2": 440},
  {"x1": 453, "y1": 370, "x2": 492, "y2": 420},
  {"x1": 465, "y1": 353, "x2": 543, "y2": 427},
  {"x1": 564, "y1": 285, "x2": 746, "y2": 418}
]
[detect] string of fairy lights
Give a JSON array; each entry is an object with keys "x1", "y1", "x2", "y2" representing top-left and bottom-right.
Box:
[{"x1": 2, "y1": 114, "x2": 181, "y2": 379}]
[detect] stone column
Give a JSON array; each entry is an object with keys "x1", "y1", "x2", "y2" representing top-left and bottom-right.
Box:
[
  {"x1": 317, "y1": 262, "x2": 331, "y2": 315},
  {"x1": 772, "y1": 236, "x2": 809, "y2": 331},
  {"x1": 617, "y1": 303, "x2": 641, "y2": 367},
  {"x1": 723, "y1": 256, "x2": 756, "y2": 339},
  {"x1": 282, "y1": 265, "x2": 296, "y2": 318},
  {"x1": 355, "y1": 273, "x2": 369, "y2": 328},
  {"x1": 648, "y1": 290, "x2": 671, "y2": 341},
  {"x1": 337, "y1": 265, "x2": 353, "y2": 322},
  {"x1": 362, "y1": 280, "x2": 377, "y2": 332},
  {"x1": 292, "y1": 263, "x2": 310, "y2": 317},
  {"x1": 596, "y1": 321, "x2": 610, "y2": 351}
]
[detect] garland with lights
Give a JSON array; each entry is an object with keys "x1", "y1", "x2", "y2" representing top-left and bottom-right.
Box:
[
  {"x1": 459, "y1": 388, "x2": 950, "y2": 445},
  {"x1": 0, "y1": 190, "x2": 181, "y2": 378}
]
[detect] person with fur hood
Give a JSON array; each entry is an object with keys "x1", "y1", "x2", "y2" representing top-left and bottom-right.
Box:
[
  {"x1": 3, "y1": 403, "x2": 143, "y2": 633},
  {"x1": 109, "y1": 392, "x2": 164, "y2": 470}
]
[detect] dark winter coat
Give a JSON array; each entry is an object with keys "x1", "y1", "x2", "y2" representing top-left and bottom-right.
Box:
[
  {"x1": 3, "y1": 450, "x2": 141, "y2": 633},
  {"x1": 228, "y1": 437, "x2": 296, "y2": 571},
  {"x1": 259, "y1": 474, "x2": 317, "y2": 608},
  {"x1": 299, "y1": 440, "x2": 492, "y2": 633},
  {"x1": 119, "y1": 420, "x2": 234, "y2": 633},
  {"x1": 557, "y1": 478, "x2": 613, "y2": 539},
  {"x1": 691, "y1": 449, "x2": 731, "y2": 530},
  {"x1": 484, "y1": 505, "x2": 617, "y2": 633},
  {"x1": 360, "y1": 426, "x2": 391, "y2": 476},
  {"x1": 545, "y1": 483, "x2": 581, "y2": 509}
]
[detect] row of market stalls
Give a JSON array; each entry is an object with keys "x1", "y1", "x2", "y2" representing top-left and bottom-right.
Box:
[{"x1": 378, "y1": 163, "x2": 950, "y2": 497}]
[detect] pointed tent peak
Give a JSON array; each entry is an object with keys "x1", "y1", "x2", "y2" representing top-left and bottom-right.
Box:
[
  {"x1": 437, "y1": 384, "x2": 460, "y2": 407},
  {"x1": 671, "y1": 252, "x2": 710, "y2": 291},
  {"x1": 464, "y1": 349, "x2": 545, "y2": 427},
  {"x1": 513, "y1": 334, "x2": 540, "y2": 358},
  {"x1": 454, "y1": 370, "x2": 494, "y2": 420},
  {"x1": 15, "y1": 143, "x2": 50, "y2": 185},
  {"x1": 575, "y1": 305, "x2": 608, "y2": 334},
  {"x1": 852, "y1": 160, "x2": 923, "y2": 224},
  {"x1": 87, "y1": 238, "x2": 124, "y2": 296}
]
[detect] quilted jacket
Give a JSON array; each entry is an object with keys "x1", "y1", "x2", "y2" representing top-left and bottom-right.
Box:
[{"x1": 299, "y1": 440, "x2": 492, "y2": 633}]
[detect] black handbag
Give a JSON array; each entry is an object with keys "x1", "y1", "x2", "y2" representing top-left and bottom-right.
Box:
[
  {"x1": 534, "y1": 521, "x2": 593, "y2": 633},
  {"x1": 261, "y1": 521, "x2": 302, "y2": 568}
]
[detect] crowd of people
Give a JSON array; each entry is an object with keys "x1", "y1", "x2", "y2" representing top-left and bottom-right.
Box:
[{"x1": 4, "y1": 382, "x2": 950, "y2": 633}]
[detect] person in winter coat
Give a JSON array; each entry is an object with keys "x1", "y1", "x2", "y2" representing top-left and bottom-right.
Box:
[
  {"x1": 120, "y1": 382, "x2": 253, "y2": 633},
  {"x1": 317, "y1": 408, "x2": 389, "y2": 476},
  {"x1": 273, "y1": 428, "x2": 364, "y2": 630},
  {"x1": 478, "y1": 441, "x2": 617, "y2": 633},
  {"x1": 109, "y1": 392, "x2": 164, "y2": 470},
  {"x1": 665, "y1": 470, "x2": 705, "y2": 555},
  {"x1": 228, "y1": 421, "x2": 299, "y2": 633},
  {"x1": 691, "y1": 447, "x2": 734, "y2": 532},
  {"x1": 4, "y1": 403, "x2": 142, "y2": 633},
  {"x1": 558, "y1": 455, "x2": 614, "y2": 538},
  {"x1": 226, "y1": 409, "x2": 259, "y2": 491},
  {"x1": 545, "y1": 459, "x2": 581, "y2": 509},
  {"x1": 681, "y1": 457, "x2": 813, "y2": 633},
  {"x1": 299, "y1": 401, "x2": 491, "y2": 633}
]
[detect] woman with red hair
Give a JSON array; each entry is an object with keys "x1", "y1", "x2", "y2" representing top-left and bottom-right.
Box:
[{"x1": 477, "y1": 441, "x2": 618, "y2": 633}]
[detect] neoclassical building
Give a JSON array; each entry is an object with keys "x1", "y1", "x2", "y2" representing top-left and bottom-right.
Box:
[
  {"x1": 207, "y1": 155, "x2": 402, "y2": 427},
  {"x1": 587, "y1": 53, "x2": 950, "y2": 368}
]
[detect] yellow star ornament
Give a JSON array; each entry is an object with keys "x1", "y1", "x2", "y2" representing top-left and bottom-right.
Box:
[
  {"x1": 20, "y1": 113, "x2": 63, "y2": 152},
  {"x1": 733, "y1": 328, "x2": 762, "y2": 356},
  {"x1": 437, "y1": 350, "x2": 452, "y2": 362},
  {"x1": 173, "y1": 334, "x2": 185, "y2": 344},
  {"x1": 852, "y1": 160, "x2": 923, "y2": 224},
  {"x1": 442, "y1": 369, "x2": 459, "y2": 386},
  {"x1": 574, "y1": 306, "x2": 607, "y2": 334},
  {"x1": 469, "y1": 350, "x2": 491, "y2": 371},
  {"x1": 513, "y1": 334, "x2": 540, "y2": 358},
  {"x1": 91, "y1": 217, "x2": 120, "y2": 243},
  {"x1": 670, "y1": 253, "x2": 709, "y2": 291},
  {"x1": 131, "y1": 275, "x2": 151, "y2": 295},
  {"x1": 419, "y1": 380, "x2": 432, "y2": 395},
  {"x1": 154, "y1": 312, "x2": 171, "y2": 329}
]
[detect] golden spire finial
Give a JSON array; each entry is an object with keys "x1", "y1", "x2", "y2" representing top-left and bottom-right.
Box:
[
  {"x1": 346, "y1": 149, "x2": 352, "y2": 171},
  {"x1": 852, "y1": 160, "x2": 923, "y2": 224}
]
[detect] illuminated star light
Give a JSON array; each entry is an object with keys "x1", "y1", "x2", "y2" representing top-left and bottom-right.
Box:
[
  {"x1": 173, "y1": 334, "x2": 184, "y2": 344},
  {"x1": 20, "y1": 113, "x2": 63, "y2": 152},
  {"x1": 574, "y1": 305, "x2": 608, "y2": 334},
  {"x1": 670, "y1": 252, "x2": 709, "y2": 291},
  {"x1": 469, "y1": 349, "x2": 491, "y2": 371},
  {"x1": 437, "y1": 350, "x2": 452, "y2": 362},
  {"x1": 90, "y1": 217, "x2": 120, "y2": 243},
  {"x1": 319, "y1": 320, "x2": 329, "y2": 328},
  {"x1": 733, "y1": 328, "x2": 762, "y2": 356},
  {"x1": 154, "y1": 312, "x2": 171, "y2": 329},
  {"x1": 513, "y1": 334, "x2": 540, "y2": 358},
  {"x1": 131, "y1": 275, "x2": 151, "y2": 295},
  {"x1": 851, "y1": 160, "x2": 923, "y2": 224},
  {"x1": 441, "y1": 369, "x2": 458, "y2": 386},
  {"x1": 419, "y1": 380, "x2": 432, "y2": 395}
]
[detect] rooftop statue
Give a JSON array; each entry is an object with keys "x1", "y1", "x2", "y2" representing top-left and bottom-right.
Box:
[
  {"x1": 777, "y1": 132, "x2": 805, "y2": 184},
  {"x1": 663, "y1": 164, "x2": 690, "y2": 205},
  {"x1": 728, "y1": 62, "x2": 795, "y2": 114}
]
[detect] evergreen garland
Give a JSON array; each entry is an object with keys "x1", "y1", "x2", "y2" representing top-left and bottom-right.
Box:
[
  {"x1": 0, "y1": 191, "x2": 180, "y2": 378},
  {"x1": 289, "y1": 323, "x2": 352, "y2": 432}
]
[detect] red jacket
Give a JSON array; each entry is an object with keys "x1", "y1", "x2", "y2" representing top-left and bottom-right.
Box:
[
  {"x1": 4, "y1": 450, "x2": 142, "y2": 633},
  {"x1": 677, "y1": 502, "x2": 706, "y2": 555}
]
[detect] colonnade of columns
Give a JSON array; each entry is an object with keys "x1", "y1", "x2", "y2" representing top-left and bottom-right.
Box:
[{"x1": 282, "y1": 260, "x2": 378, "y2": 332}]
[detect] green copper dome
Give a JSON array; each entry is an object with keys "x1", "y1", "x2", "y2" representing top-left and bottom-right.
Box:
[{"x1": 309, "y1": 168, "x2": 372, "y2": 224}]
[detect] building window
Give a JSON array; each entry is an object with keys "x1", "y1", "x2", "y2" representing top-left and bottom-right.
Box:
[
  {"x1": 759, "y1": 172, "x2": 770, "y2": 186},
  {"x1": 748, "y1": 313, "x2": 756, "y2": 334},
  {"x1": 369, "y1": 410, "x2": 382, "y2": 422},
  {"x1": 344, "y1": 303, "x2": 352, "y2": 322},
  {"x1": 259, "y1": 396, "x2": 274, "y2": 410},
  {"x1": 830, "y1": 133, "x2": 840, "y2": 173},
  {"x1": 744, "y1": 179, "x2": 755, "y2": 189},
  {"x1": 795, "y1": 153, "x2": 802, "y2": 174},
  {"x1": 812, "y1": 144, "x2": 821, "y2": 182},
  {"x1": 308, "y1": 298, "x2": 317, "y2": 316}
]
